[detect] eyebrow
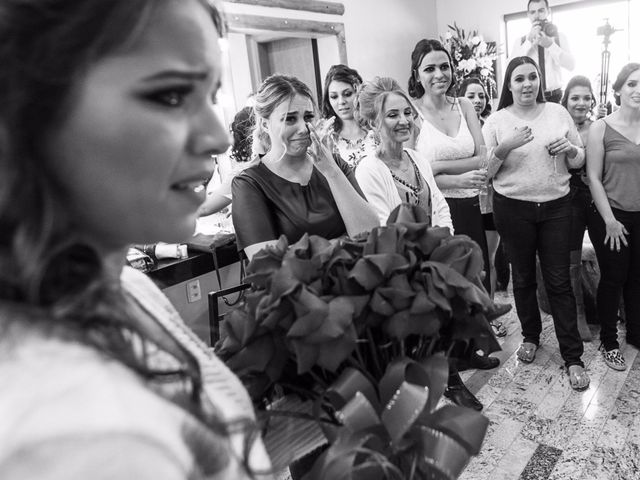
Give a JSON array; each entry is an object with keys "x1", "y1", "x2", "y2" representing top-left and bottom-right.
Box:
[{"x1": 141, "y1": 69, "x2": 212, "y2": 82}]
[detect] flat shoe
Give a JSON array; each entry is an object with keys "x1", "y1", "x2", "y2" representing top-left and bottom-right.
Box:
[
  {"x1": 457, "y1": 351, "x2": 500, "y2": 371},
  {"x1": 568, "y1": 365, "x2": 590, "y2": 391},
  {"x1": 516, "y1": 342, "x2": 537, "y2": 363},
  {"x1": 490, "y1": 320, "x2": 508, "y2": 338},
  {"x1": 444, "y1": 384, "x2": 483, "y2": 411}
]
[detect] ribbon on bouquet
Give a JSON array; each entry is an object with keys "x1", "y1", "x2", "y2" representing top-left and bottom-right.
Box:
[{"x1": 306, "y1": 354, "x2": 488, "y2": 480}]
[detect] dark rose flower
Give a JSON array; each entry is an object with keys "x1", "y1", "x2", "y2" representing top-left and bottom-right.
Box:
[{"x1": 430, "y1": 235, "x2": 484, "y2": 280}]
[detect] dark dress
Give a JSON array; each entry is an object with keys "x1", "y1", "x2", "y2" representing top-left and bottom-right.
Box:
[{"x1": 231, "y1": 155, "x2": 363, "y2": 250}]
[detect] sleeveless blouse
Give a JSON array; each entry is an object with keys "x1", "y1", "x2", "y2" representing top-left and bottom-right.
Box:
[
  {"x1": 415, "y1": 101, "x2": 477, "y2": 198},
  {"x1": 602, "y1": 122, "x2": 640, "y2": 211}
]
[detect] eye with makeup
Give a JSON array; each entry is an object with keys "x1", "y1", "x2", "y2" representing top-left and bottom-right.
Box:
[
  {"x1": 144, "y1": 85, "x2": 194, "y2": 107},
  {"x1": 284, "y1": 113, "x2": 315, "y2": 124}
]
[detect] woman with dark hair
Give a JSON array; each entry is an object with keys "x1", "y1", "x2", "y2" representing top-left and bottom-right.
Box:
[
  {"x1": 587, "y1": 63, "x2": 640, "y2": 371},
  {"x1": 483, "y1": 56, "x2": 589, "y2": 390},
  {"x1": 407, "y1": 39, "x2": 510, "y2": 321},
  {"x1": 198, "y1": 105, "x2": 257, "y2": 217},
  {"x1": 458, "y1": 77, "x2": 506, "y2": 336},
  {"x1": 560, "y1": 75, "x2": 607, "y2": 341},
  {"x1": 320, "y1": 64, "x2": 374, "y2": 166},
  {"x1": 0, "y1": 0, "x2": 271, "y2": 477},
  {"x1": 232, "y1": 74, "x2": 378, "y2": 261},
  {"x1": 459, "y1": 76, "x2": 492, "y2": 125}
]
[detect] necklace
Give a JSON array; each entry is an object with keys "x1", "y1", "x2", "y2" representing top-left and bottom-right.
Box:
[{"x1": 388, "y1": 155, "x2": 423, "y2": 202}]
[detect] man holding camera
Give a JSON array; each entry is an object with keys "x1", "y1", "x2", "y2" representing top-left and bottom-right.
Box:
[{"x1": 511, "y1": 0, "x2": 575, "y2": 103}]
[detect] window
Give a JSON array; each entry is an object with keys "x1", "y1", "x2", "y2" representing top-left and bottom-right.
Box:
[{"x1": 504, "y1": 0, "x2": 637, "y2": 103}]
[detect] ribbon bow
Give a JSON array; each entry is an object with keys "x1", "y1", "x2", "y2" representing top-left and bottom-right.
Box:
[{"x1": 306, "y1": 354, "x2": 488, "y2": 480}]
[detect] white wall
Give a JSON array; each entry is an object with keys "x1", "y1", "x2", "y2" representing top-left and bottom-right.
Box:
[
  {"x1": 220, "y1": 0, "x2": 438, "y2": 114},
  {"x1": 339, "y1": 0, "x2": 438, "y2": 83}
]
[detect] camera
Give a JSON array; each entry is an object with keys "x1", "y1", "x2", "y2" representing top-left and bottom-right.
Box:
[{"x1": 537, "y1": 19, "x2": 558, "y2": 37}]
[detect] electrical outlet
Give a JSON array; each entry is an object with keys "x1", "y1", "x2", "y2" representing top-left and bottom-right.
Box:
[{"x1": 186, "y1": 279, "x2": 201, "y2": 303}]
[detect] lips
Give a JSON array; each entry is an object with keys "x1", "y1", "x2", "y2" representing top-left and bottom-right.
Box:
[{"x1": 171, "y1": 171, "x2": 213, "y2": 194}]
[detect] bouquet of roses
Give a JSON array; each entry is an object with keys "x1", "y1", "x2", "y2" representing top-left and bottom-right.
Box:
[
  {"x1": 442, "y1": 22, "x2": 499, "y2": 99},
  {"x1": 217, "y1": 204, "x2": 499, "y2": 479}
]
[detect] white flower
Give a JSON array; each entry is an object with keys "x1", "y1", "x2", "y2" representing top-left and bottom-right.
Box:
[
  {"x1": 471, "y1": 36, "x2": 481, "y2": 46},
  {"x1": 477, "y1": 41, "x2": 487, "y2": 55},
  {"x1": 478, "y1": 57, "x2": 493, "y2": 69},
  {"x1": 445, "y1": 31, "x2": 453, "y2": 40},
  {"x1": 480, "y1": 68, "x2": 490, "y2": 77},
  {"x1": 458, "y1": 58, "x2": 477, "y2": 73},
  {"x1": 466, "y1": 58, "x2": 477, "y2": 72}
]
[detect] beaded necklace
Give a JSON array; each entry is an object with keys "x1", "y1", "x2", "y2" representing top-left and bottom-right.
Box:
[{"x1": 388, "y1": 156, "x2": 424, "y2": 203}]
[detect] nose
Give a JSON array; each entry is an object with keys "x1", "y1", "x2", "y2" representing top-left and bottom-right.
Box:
[
  {"x1": 296, "y1": 118, "x2": 308, "y2": 134},
  {"x1": 190, "y1": 105, "x2": 231, "y2": 158}
]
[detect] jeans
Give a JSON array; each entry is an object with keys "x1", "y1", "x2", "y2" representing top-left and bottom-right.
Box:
[
  {"x1": 446, "y1": 196, "x2": 491, "y2": 292},
  {"x1": 587, "y1": 204, "x2": 640, "y2": 350},
  {"x1": 569, "y1": 185, "x2": 592, "y2": 251},
  {"x1": 493, "y1": 191, "x2": 584, "y2": 368}
]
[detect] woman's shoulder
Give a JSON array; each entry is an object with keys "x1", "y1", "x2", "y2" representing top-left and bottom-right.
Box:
[
  {"x1": 0, "y1": 328, "x2": 189, "y2": 452},
  {"x1": 543, "y1": 101, "x2": 570, "y2": 117}
]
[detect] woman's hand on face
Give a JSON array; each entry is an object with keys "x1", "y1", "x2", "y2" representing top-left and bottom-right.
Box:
[
  {"x1": 457, "y1": 169, "x2": 487, "y2": 189},
  {"x1": 313, "y1": 116, "x2": 336, "y2": 143},
  {"x1": 604, "y1": 219, "x2": 629, "y2": 251},
  {"x1": 503, "y1": 126, "x2": 533, "y2": 152},
  {"x1": 306, "y1": 122, "x2": 340, "y2": 177}
]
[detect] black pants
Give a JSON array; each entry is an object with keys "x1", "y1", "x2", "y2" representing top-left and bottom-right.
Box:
[
  {"x1": 569, "y1": 185, "x2": 593, "y2": 251},
  {"x1": 493, "y1": 191, "x2": 584, "y2": 368},
  {"x1": 587, "y1": 204, "x2": 640, "y2": 350},
  {"x1": 446, "y1": 196, "x2": 490, "y2": 292}
]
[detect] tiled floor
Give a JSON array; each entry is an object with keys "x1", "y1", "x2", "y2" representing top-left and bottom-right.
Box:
[
  {"x1": 457, "y1": 289, "x2": 640, "y2": 480},
  {"x1": 277, "y1": 287, "x2": 640, "y2": 480}
]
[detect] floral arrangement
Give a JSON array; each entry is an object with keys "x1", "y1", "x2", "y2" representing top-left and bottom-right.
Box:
[
  {"x1": 217, "y1": 204, "x2": 499, "y2": 479},
  {"x1": 442, "y1": 22, "x2": 499, "y2": 99}
]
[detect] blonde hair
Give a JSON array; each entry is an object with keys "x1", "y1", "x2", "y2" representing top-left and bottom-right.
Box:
[
  {"x1": 355, "y1": 76, "x2": 417, "y2": 132},
  {"x1": 251, "y1": 74, "x2": 316, "y2": 155}
]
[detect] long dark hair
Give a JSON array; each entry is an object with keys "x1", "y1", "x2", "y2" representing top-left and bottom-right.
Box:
[
  {"x1": 458, "y1": 76, "x2": 492, "y2": 118},
  {"x1": 0, "y1": 0, "x2": 255, "y2": 474},
  {"x1": 407, "y1": 38, "x2": 457, "y2": 99},
  {"x1": 321, "y1": 64, "x2": 363, "y2": 133},
  {"x1": 497, "y1": 56, "x2": 545, "y2": 110}
]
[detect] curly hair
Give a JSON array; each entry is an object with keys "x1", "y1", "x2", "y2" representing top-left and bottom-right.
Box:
[
  {"x1": 229, "y1": 106, "x2": 254, "y2": 163},
  {"x1": 321, "y1": 64, "x2": 363, "y2": 133}
]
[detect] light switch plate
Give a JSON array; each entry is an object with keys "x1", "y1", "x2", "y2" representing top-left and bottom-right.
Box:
[{"x1": 186, "y1": 279, "x2": 202, "y2": 303}]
